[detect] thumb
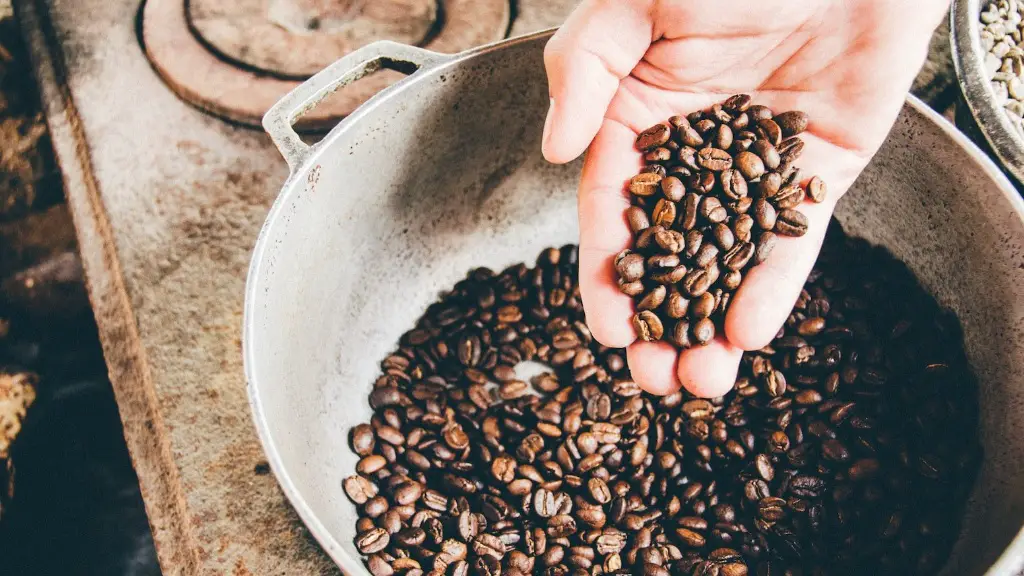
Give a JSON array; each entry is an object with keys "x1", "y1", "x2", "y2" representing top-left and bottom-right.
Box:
[{"x1": 542, "y1": 0, "x2": 654, "y2": 164}]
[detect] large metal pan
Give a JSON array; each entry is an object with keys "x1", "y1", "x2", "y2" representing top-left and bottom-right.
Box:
[{"x1": 244, "y1": 30, "x2": 1024, "y2": 576}]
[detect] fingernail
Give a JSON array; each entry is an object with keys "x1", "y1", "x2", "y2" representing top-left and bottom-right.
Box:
[{"x1": 542, "y1": 98, "x2": 555, "y2": 154}]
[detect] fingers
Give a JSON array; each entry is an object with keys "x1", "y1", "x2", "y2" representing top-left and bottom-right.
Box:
[
  {"x1": 676, "y1": 337, "x2": 744, "y2": 398},
  {"x1": 578, "y1": 120, "x2": 641, "y2": 349},
  {"x1": 542, "y1": 0, "x2": 653, "y2": 164},
  {"x1": 627, "y1": 336, "x2": 743, "y2": 399},
  {"x1": 724, "y1": 197, "x2": 835, "y2": 351},
  {"x1": 721, "y1": 130, "x2": 858, "y2": 351}
]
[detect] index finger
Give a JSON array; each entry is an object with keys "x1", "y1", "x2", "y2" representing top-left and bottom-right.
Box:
[{"x1": 577, "y1": 119, "x2": 641, "y2": 349}]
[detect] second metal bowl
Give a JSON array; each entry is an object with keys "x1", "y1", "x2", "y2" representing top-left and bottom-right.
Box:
[{"x1": 952, "y1": 0, "x2": 1024, "y2": 186}]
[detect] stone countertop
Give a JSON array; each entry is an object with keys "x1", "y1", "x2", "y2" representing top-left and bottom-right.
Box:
[{"x1": 13, "y1": 0, "x2": 962, "y2": 573}]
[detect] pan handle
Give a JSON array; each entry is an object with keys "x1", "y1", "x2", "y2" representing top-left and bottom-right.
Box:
[{"x1": 263, "y1": 41, "x2": 446, "y2": 171}]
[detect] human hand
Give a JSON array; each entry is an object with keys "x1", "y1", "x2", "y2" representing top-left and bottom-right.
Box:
[{"x1": 542, "y1": 0, "x2": 949, "y2": 397}]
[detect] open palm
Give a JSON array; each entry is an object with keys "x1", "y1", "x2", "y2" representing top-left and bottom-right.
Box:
[{"x1": 542, "y1": 0, "x2": 948, "y2": 397}]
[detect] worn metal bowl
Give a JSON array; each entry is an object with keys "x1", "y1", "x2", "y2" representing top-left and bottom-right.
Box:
[
  {"x1": 952, "y1": 0, "x2": 1024, "y2": 186},
  {"x1": 244, "y1": 30, "x2": 1024, "y2": 576}
]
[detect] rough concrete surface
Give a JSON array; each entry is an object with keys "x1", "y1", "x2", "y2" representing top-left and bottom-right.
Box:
[{"x1": 11, "y1": 0, "x2": 962, "y2": 573}]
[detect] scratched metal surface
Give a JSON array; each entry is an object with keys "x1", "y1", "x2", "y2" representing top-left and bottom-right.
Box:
[{"x1": 14, "y1": 0, "x2": 962, "y2": 573}]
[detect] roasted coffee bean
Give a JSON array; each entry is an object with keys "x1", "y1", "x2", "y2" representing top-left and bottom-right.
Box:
[
  {"x1": 747, "y1": 142, "x2": 780, "y2": 175},
  {"x1": 720, "y1": 169, "x2": 748, "y2": 201},
  {"x1": 630, "y1": 173, "x2": 663, "y2": 197},
  {"x1": 734, "y1": 151, "x2": 765, "y2": 180},
  {"x1": 635, "y1": 226, "x2": 661, "y2": 251},
  {"x1": 358, "y1": 455, "x2": 387, "y2": 475},
  {"x1": 722, "y1": 242, "x2": 754, "y2": 272},
  {"x1": 682, "y1": 268, "x2": 713, "y2": 298},
  {"x1": 807, "y1": 175, "x2": 827, "y2": 203},
  {"x1": 755, "y1": 454, "x2": 774, "y2": 482},
  {"x1": 712, "y1": 223, "x2": 736, "y2": 252},
  {"x1": 693, "y1": 318, "x2": 715, "y2": 345},
  {"x1": 473, "y1": 533, "x2": 507, "y2": 559},
  {"x1": 721, "y1": 270, "x2": 742, "y2": 290},
  {"x1": 775, "y1": 209, "x2": 809, "y2": 237},
  {"x1": 754, "y1": 232, "x2": 777, "y2": 265},
  {"x1": 627, "y1": 206, "x2": 651, "y2": 234},
  {"x1": 681, "y1": 126, "x2": 705, "y2": 147},
  {"x1": 357, "y1": 528, "x2": 390, "y2": 554},
  {"x1": 731, "y1": 196, "x2": 753, "y2": 216},
  {"x1": 690, "y1": 293, "x2": 716, "y2": 320},
  {"x1": 351, "y1": 424, "x2": 376, "y2": 456},
  {"x1": 676, "y1": 528, "x2": 706, "y2": 548},
  {"x1": 675, "y1": 147, "x2": 697, "y2": 172},
  {"x1": 774, "y1": 185, "x2": 805, "y2": 210},
  {"x1": 724, "y1": 94, "x2": 752, "y2": 112},
  {"x1": 594, "y1": 529, "x2": 627, "y2": 555},
  {"x1": 757, "y1": 118, "x2": 783, "y2": 146},
  {"x1": 696, "y1": 118, "x2": 718, "y2": 134},
  {"x1": 756, "y1": 173, "x2": 782, "y2": 202},
  {"x1": 849, "y1": 458, "x2": 881, "y2": 482},
  {"x1": 638, "y1": 285, "x2": 668, "y2": 311},
  {"x1": 662, "y1": 175, "x2": 686, "y2": 202},
  {"x1": 548, "y1": 514, "x2": 578, "y2": 538},
  {"x1": 395, "y1": 526, "x2": 426, "y2": 547},
  {"x1": 652, "y1": 199, "x2": 677, "y2": 228},
  {"x1": 649, "y1": 264, "x2": 688, "y2": 285},
  {"x1": 778, "y1": 138, "x2": 805, "y2": 165},
  {"x1": 641, "y1": 163, "x2": 667, "y2": 177},
  {"x1": 694, "y1": 243, "x2": 720, "y2": 269},
  {"x1": 645, "y1": 147, "x2": 672, "y2": 163},
  {"x1": 782, "y1": 165, "x2": 802, "y2": 187},
  {"x1": 491, "y1": 455, "x2": 516, "y2": 483},
  {"x1": 636, "y1": 124, "x2": 671, "y2": 150},
  {"x1": 774, "y1": 111, "x2": 810, "y2": 137},
  {"x1": 344, "y1": 475, "x2": 378, "y2": 505},
  {"x1": 733, "y1": 214, "x2": 754, "y2": 243},
  {"x1": 714, "y1": 125, "x2": 735, "y2": 150},
  {"x1": 748, "y1": 104, "x2": 773, "y2": 121},
  {"x1": 758, "y1": 497, "x2": 786, "y2": 523},
  {"x1": 655, "y1": 229, "x2": 685, "y2": 254},
  {"x1": 665, "y1": 292, "x2": 690, "y2": 319},
  {"x1": 394, "y1": 482, "x2": 424, "y2": 505},
  {"x1": 615, "y1": 251, "x2": 645, "y2": 283},
  {"x1": 700, "y1": 197, "x2": 729, "y2": 224},
  {"x1": 669, "y1": 114, "x2": 691, "y2": 131},
  {"x1": 698, "y1": 147, "x2": 734, "y2": 171},
  {"x1": 670, "y1": 320, "x2": 693, "y2": 348},
  {"x1": 618, "y1": 278, "x2": 644, "y2": 297},
  {"x1": 366, "y1": 555, "x2": 393, "y2": 576},
  {"x1": 753, "y1": 199, "x2": 777, "y2": 231}
]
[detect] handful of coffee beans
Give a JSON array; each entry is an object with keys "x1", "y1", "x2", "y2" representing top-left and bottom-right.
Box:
[
  {"x1": 617, "y1": 95, "x2": 826, "y2": 349},
  {"x1": 345, "y1": 226, "x2": 979, "y2": 576}
]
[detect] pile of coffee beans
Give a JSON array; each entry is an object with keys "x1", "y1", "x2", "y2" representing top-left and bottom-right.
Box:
[
  {"x1": 345, "y1": 223, "x2": 980, "y2": 576},
  {"x1": 616, "y1": 95, "x2": 825, "y2": 349}
]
